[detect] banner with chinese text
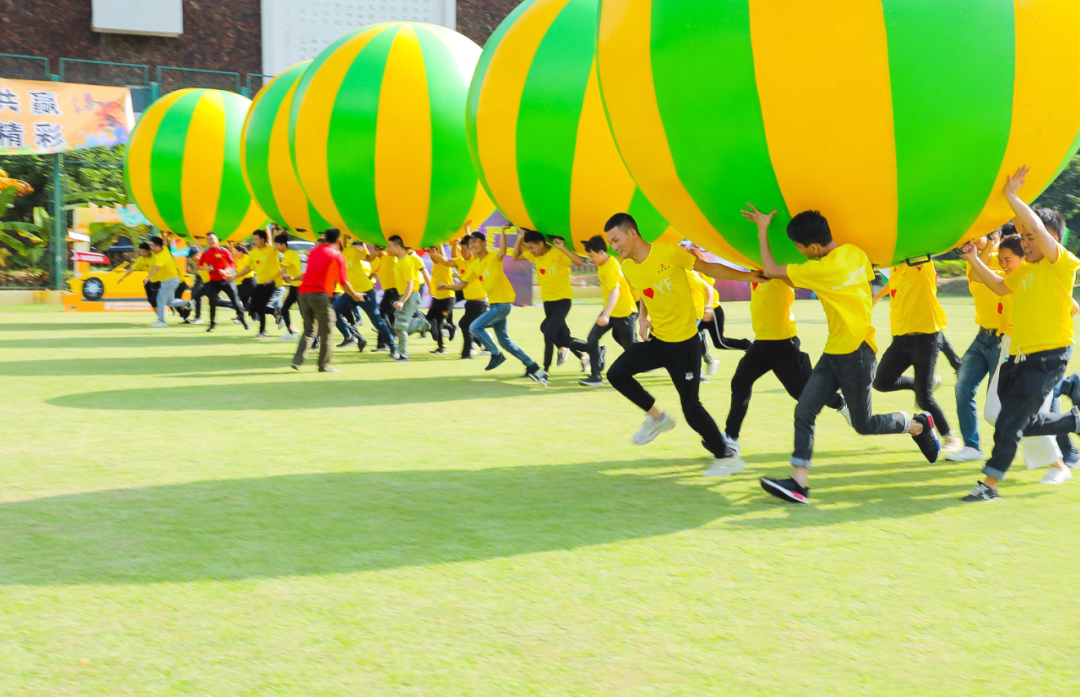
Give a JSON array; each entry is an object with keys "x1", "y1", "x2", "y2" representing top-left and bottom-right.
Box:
[{"x1": 0, "y1": 79, "x2": 135, "y2": 155}]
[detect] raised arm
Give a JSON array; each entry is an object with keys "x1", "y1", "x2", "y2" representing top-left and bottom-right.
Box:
[
  {"x1": 511, "y1": 229, "x2": 525, "y2": 261},
  {"x1": 498, "y1": 229, "x2": 509, "y2": 261},
  {"x1": 693, "y1": 258, "x2": 766, "y2": 285},
  {"x1": 551, "y1": 237, "x2": 585, "y2": 265},
  {"x1": 1005, "y1": 166, "x2": 1058, "y2": 262},
  {"x1": 959, "y1": 242, "x2": 1011, "y2": 296},
  {"x1": 741, "y1": 203, "x2": 790, "y2": 285}
]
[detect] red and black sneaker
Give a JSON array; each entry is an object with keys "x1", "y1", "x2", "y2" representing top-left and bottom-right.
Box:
[
  {"x1": 760, "y1": 476, "x2": 810, "y2": 504},
  {"x1": 911, "y1": 412, "x2": 940, "y2": 463}
]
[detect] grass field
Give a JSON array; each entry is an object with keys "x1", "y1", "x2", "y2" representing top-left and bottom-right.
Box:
[{"x1": 2, "y1": 297, "x2": 1080, "y2": 696}]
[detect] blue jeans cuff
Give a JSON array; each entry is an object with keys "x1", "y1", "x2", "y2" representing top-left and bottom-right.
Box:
[
  {"x1": 791, "y1": 457, "x2": 812, "y2": 469},
  {"x1": 982, "y1": 465, "x2": 1007, "y2": 481}
]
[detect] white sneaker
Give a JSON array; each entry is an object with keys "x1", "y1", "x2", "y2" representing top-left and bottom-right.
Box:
[
  {"x1": 706, "y1": 359, "x2": 719, "y2": 376},
  {"x1": 945, "y1": 445, "x2": 984, "y2": 462},
  {"x1": 1041, "y1": 466, "x2": 1073, "y2": 485},
  {"x1": 150, "y1": 320, "x2": 168, "y2": 328},
  {"x1": 277, "y1": 318, "x2": 285, "y2": 330},
  {"x1": 932, "y1": 374, "x2": 943, "y2": 392},
  {"x1": 279, "y1": 332, "x2": 296, "y2": 341},
  {"x1": 255, "y1": 332, "x2": 270, "y2": 339},
  {"x1": 941, "y1": 433, "x2": 963, "y2": 453},
  {"x1": 705, "y1": 455, "x2": 746, "y2": 477},
  {"x1": 632, "y1": 413, "x2": 676, "y2": 446},
  {"x1": 557, "y1": 347, "x2": 570, "y2": 367},
  {"x1": 838, "y1": 403, "x2": 853, "y2": 428},
  {"x1": 193, "y1": 318, "x2": 204, "y2": 325},
  {"x1": 580, "y1": 354, "x2": 591, "y2": 374},
  {"x1": 722, "y1": 432, "x2": 740, "y2": 456}
]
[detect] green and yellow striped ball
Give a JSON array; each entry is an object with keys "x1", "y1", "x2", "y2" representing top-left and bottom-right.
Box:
[
  {"x1": 467, "y1": 0, "x2": 677, "y2": 253},
  {"x1": 290, "y1": 22, "x2": 493, "y2": 248},
  {"x1": 125, "y1": 89, "x2": 267, "y2": 241},
  {"x1": 241, "y1": 62, "x2": 325, "y2": 241},
  {"x1": 598, "y1": 0, "x2": 1080, "y2": 268}
]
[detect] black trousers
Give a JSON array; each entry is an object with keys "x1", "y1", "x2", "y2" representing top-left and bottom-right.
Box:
[
  {"x1": 607, "y1": 335, "x2": 731, "y2": 459},
  {"x1": 873, "y1": 332, "x2": 951, "y2": 435},
  {"x1": 541, "y1": 298, "x2": 588, "y2": 370},
  {"x1": 427, "y1": 297, "x2": 454, "y2": 349},
  {"x1": 202, "y1": 280, "x2": 245, "y2": 324},
  {"x1": 281, "y1": 285, "x2": 299, "y2": 331},
  {"x1": 237, "y1": 277, "x2": 254, "y2": 311},
  {"x1": 940, "y1": 334, "x2": 963, "y2": 372},
  {"x1": 726, "y1": 336, "x2": 844, "y2": 440},
  {"x1": 586, "y1": 315, "x2": 635, "y2": 380},
  {"x1": 460, "y1": 300, "x2": 488, "y2": 358},
  {"x1": 378, "y1": 288, "x2": 401, "y2": 348},
  {"x1": 700, "y1": 306, "x2": 753, "y2": 351},
  {"x1": 250, "y1": 282, "x2": 277, "y2": 333},
  {"x1": 144, "y1": 281, "x2": 160, "y2": 310}
]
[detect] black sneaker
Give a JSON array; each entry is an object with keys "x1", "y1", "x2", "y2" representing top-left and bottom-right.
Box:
[
  {"x1": 911, "y1": 412, "x2": 940, "y2": 463},
  {"x1": 239, "y1": 316, "x2": 249, "y2": 331},
  {"x1": 357, "y1": 337, "x2": 368, "y2": 353},
  {"x1": 598, "y1": 345, "x2": 607, "y2": 373},
  {"x1": 527, "y1": 367, "x2": 549, "y2": 386},
  {"x1": 579, "y1": 376, "x2": 604, "y2": 387},
  {"x1": 338, "y1": 337, "x2": 357, "y2": 348},
  {"x1": 206, "y1": 322, "x2": 216, "y2": 333},
  {"x1": 431, "y1": 347, "x2": 448, "y2": 354},
  {"x1": 760, "y1": 476, "x2": 810, "y2": 504},
  {"x1": 395, "y1": 355, "x2": 410, "y2": 362},
  {"x1": 485, "y1": 353, "x2": 507, "y2": 371},
  {"x1": 961, "y1": 481, "x2": 1001, "y2": 502}
]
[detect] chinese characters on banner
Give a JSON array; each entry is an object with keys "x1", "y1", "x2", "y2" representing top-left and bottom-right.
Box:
[{"x1": 0, "y1": 78, "x2": 135, "y2": 155}]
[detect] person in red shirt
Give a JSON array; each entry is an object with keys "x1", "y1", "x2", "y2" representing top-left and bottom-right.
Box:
[
  {"x1": 292, "y1": 228, "x2": 364, "y2": 372},
  {"x1": 197, "y1": 232, "x2": 248, "y2": 332}
]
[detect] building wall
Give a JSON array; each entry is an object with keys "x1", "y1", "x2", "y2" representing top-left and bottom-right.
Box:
[{"x1": 0, "y1": 0, "x2": 518, "y2": 77}]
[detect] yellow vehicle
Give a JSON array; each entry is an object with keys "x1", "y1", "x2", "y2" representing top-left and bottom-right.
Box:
[{"x1": 65, "y1": 260, "x2": 194, "y2": 313}]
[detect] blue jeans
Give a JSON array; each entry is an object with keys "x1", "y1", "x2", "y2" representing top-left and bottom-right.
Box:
[
  {"x1": 470, "y1": 303, "x2": 536, "y2": 369},
  {"x1": 1052, "y1": 371, "x2": 1080, "y2": 466},
  {"x1": 334, "y1": 292, "x2": 394, "y2": 349},
  {"x1": 954, "y1": 329, "x2": 1002, "y2": 450}
]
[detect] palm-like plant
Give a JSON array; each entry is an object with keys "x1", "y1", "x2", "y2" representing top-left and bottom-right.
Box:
[{"x1": 0, "y1": 185, "x2": 46, "y2": 268}]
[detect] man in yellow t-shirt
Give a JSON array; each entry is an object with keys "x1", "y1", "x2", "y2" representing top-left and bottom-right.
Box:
[
  {"x1": 429, "y1": 237, "x2": 488, "y2": 359},
  {"x1": 688, "y1": 247, "x2": 754, "y2": 356},
  {"x1": 578, "y1": 235, "x2": 638, "y2": 387},
  {"x1": 144, "y1": 235, "x2": 192, "y2": 327},
  {"x1": 513, "y1": 230, "x2": 590, "y2": 373},
  {"x1": 871, "y1": 259, "x2": 959, "y2": 452},
  {"x1": 275, "y1": 232, "x2": 302, "y2": 340},
  {"x1": 960, "y1": 166, "x2": 1080, "y2": 499},
  {"x1": 335, "y1": 240, "x2": 395, "y2": 354},
  {"x1": 439, "y1": 230, "x2": 545, "y2": 383},
  {"x1": 119, "y1": 241, "x2": 158, "y2": 310},
  {"x1": 386, "y1": 236, "x2": 433, "y2": 361},
  {"x1": 604, "y1": 213, "x2": 764, "y2": 474},
  {"x1": 369, "y1": 247, "x2": 400, "y2": 351},
  {"x1": 724, "y1": 277, "x2": 847, "y2": 451},
  {"x1": 948, "y1": 230, "x2": 1006, "y2": 463},
  {"x1": 749, "y1": 204, "x2": 938, "y2": 504},
  {"x1": 245, "y1": 229, "x2": 282, "y2": 337},
  {"x1": 425, "y1": 242, "x2": 458, "y2": 355}
]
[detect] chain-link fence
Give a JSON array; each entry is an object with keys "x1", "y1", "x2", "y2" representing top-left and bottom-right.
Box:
[
  {"x1": 0, "y1": 53, "x2": 50, "y2": 81},
  {"x1": 157, "y1": 66, "x2": 242, "y2": 96},
  {"x1": 246, "y1": 73, "x2": 275, "y2": 98},
  {"x1": 59, "y1": 59, "x2": 149, "y2": 88}
]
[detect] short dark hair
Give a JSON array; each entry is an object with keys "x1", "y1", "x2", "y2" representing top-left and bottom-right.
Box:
[
  {"x1": 274, "y1": 233, "x2": 289, "y2": 245},
  {"x1": 253, "y1": 229, "x2": 268, "y2": 242},
  {"x1": 604, "y1": 213, "x2": 638, "y2": 234},
  {"x1": 522, "y1": 229, "x2": 546, "y2": 245},
  {"x1": 999, "y1": 233, "x2": 1025, "y2": 258},
  {"x1": 787, "y1": 210, "x2": 832, "y2": 247},
  {"x1": 387, "y1": 234, "x2": 405, "y2": 248},
  {"x1": 149, "y1": 235, "x2": 164, "y2": 247},
  {"x1": 471, "y1": 231, "x2": 487, "y2": 244},
  {"x1": 324, "y1": 228, "x2": 341, "y2": 244},
  {"x1": 584, "y1": 235, "x2": 608, "y2": 254},
  {"x1": 999, "y1": 221, "x2": 1017, "y2": 237},
  {"x1": 138, "y1": 242, "x2": 151, "y2": 252},
  {"x1": 1035, "y1": 207, "x2": 1065, "y2": 240}
]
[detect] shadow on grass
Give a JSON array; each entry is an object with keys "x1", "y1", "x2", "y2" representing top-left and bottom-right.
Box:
[
  {"x1": 0, "y1": 460, "x2": 726, "y2": 586},
  {"x1": 48, "y1": 375, "x2": 573, "y2": 410},
  {"x1": 0, "y1": 322, "x2": 145, "y2": 332},
  {"x1": 0, "y1": 354, "x2": 290, "y2": 376},
  {"x1": 0, "y1": 333, "x2": 263, "y2": 350}
]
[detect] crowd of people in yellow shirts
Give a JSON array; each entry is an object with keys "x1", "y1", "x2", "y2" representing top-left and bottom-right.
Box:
[{"x1": 122, "y1": 165, "x2": 1080, "y2": 504}]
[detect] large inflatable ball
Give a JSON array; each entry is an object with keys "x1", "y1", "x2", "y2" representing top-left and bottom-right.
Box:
[
  {"x1": 290, "y1": 22, "x2": 493, "y2": 248},
  {"x1": 125, "y1": 89, "x2": 267, "y2": 241},
  {"x1": 241, "y1": 62, "x2": 325, "y2": 240},
  {"x1": 467, "y1": 0, "x2": 674, "y2": 251},
  {"x1": 597, "y1": 0, "x2": 1080, "y2": 267}
]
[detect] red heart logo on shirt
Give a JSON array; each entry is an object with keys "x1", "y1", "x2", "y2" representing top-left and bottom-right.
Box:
[
  {"x1": 643, "y1": 288, "x2": 655, "y2": 299},
  {"x1": 890, "y1": 289, "x2": 896, "y2": 298},
  {"x1": 539, "y1": 269, "x2": 547, "y2": 275},
  {"x1": 751, "y1": 283, "x2": 758, "y2": 290},
  {"x1": 998, "y1": 303, "x2": 1003, "y2": 314},
  {"x1": 478, "y1": 275, "x2": 484, "y2": 281}
]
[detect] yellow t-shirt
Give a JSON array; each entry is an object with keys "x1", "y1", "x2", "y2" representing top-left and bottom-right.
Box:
[
  {"x1": 456, "y1": 256, "x2": 487, "y2": 301},
  {"x1": 281, "y1": 249, "x2": 302, "y2": 287},
  {"x1": 750, "y1": 280, "x2": 797, "y2": 341},
  {"x1": 393, "y1": 252, "x2": 425, "y2": 295},
  {"x1": 234, "y1": 254, "x2": 250, "y2": 279},
  {"x1": 888, "y1": 262, "x2": 947, "y2": 336},
  {"x1": 343, "y1": 246, "x2": 374, "y2": 293},
  {"x1": 620, "y1": 242, "x2": 699, "y2": 343},
  {"x1": 523, "y1": 246, "x2": 574, "y2": 301},
  {"x1": 701, "y1": 274, "x2": 721, "y2": 308},
  {"x1": 687, "y1": 270, "x2": 707, "y2": 320},
  {"x1": 1003, "y1": 243, "x2": 1080, "y2": 355},
  {"x1": 463, "y1": 251, "x2": 515, "y2": 304},
  {"x1": 131, "y1": 256, "x2": 151, "y2": 273},
  {"x1": 596, "y1": 256, "x2": 636, "y2": 318},
  {"x1": 149, "y1": 249, "x2": 178, "y2": 282},
  {"x1": 968, "y1": 254, "x2": 1002, "y2": 331},
  {"x1": 787, "y1": 244, "x2": 876, "y2": 354},
  {"x1": 998, "y1": 292, "x2": 1013, "y2": 338},
  {"x1": 374, "y1": 254, "x2": 397, "y2": 290},
  {"x1": 430, "y1": 261, "x2": 456, "y2": 300},
  {"x1": 249, "y1": 244, "x2": 282, "y2": 286}
]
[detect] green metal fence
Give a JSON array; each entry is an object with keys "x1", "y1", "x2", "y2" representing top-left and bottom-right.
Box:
[
  {"x1": 59, "y1": 58, "x2": 149, "y2": 88},
  {"x1": 157, "y1": 66, "x2": 242, "y2": 96},
  {"x1": 0, "y1": 53, "x2": 50, "y2": 81},
  {"x1": 245, "y1": 73, "x2": 275, "y2": 98}
]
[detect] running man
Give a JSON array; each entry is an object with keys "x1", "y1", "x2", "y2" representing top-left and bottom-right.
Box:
[
  {"x1": 579, "y1": 235, "x2": 637, "y2": 387},
  {"x1": 292, "y1": 228, "x2": 363, "y2": 372},
  {"x1": 197, "y1": 232, "x2": 248, "y2": 332},
  {"x1": 386, "y1": 235, "x2": 433, "y2": 362}
]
